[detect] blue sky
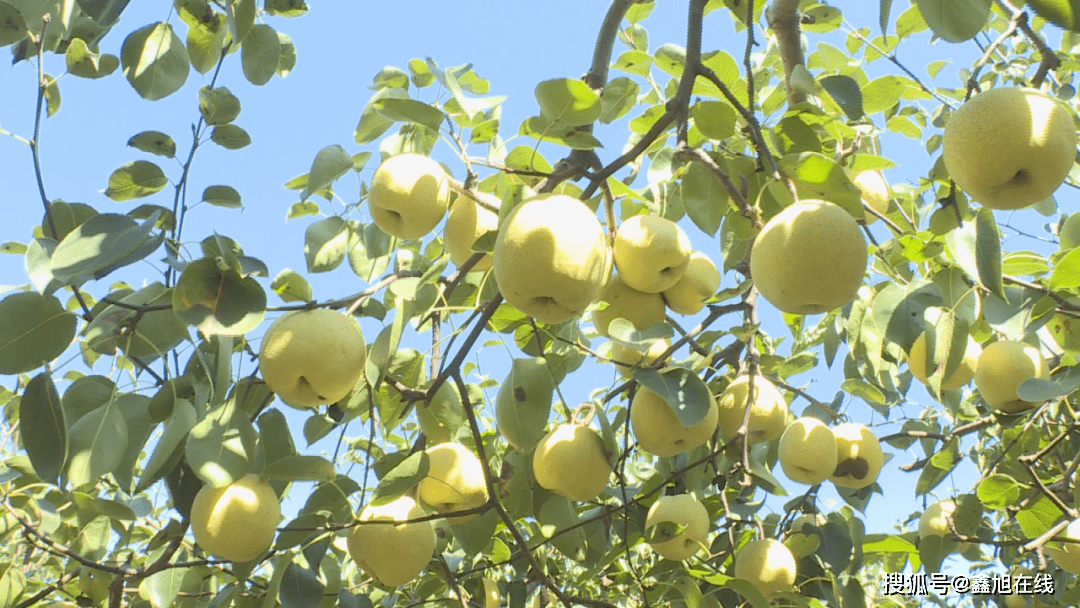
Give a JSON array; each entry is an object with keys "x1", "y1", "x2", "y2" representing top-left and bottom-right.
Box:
[{"x1": 0, "y1": 0, "x2": 1061, "y2": 577}]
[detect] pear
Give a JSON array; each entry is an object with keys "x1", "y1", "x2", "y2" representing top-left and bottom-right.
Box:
[
  {"x1": 662, "y1": 251, "x2": 721, "y2": 315},
  {"x1": 973, "y1": 340, "x2": 1049, "y2": 413},
  {"x1": 943, "y1": 87, "x2": 1077, "y2": 210},
  {"x1": 417, "y1": 442, "x2": 489, "y2": 523},
  {"x1": 778, "y1": 417, "x2": 837, "y2": 485},
  {"x1": 532, "y1": 424, "x2": 612, "y2": 501},
  {"x1": 630, "y1": 385, "x2": 718, "y2": 457},
  {"x1": 191, "y1": 474, "x2": 280, "y2": 562},
  {"x1": 644, "y1": 494, "x2": 710, "y2": 560},
  {"x1": 493, "y1": 194, "x2": 611, "y2": 324},
  {"x1": 734, "y1": 538, "x2": 797, "y2": 596},
  {"x1": 716, "y1": 374, "x2": 789, "y2": 444},
  {"x1": 613, "y1": 214, "x2": 692, "y2": 293},
  {"x1": 828, "y1": 423, "x2": 884, "y2": 489},
  {"x1": 347, "y1": 495, "x2": 435, "y2": 587},
  {"x1": 368, "y1": 153, "x2": 450, "y2": 239},
  {"x1": 749, "y1": 200, "x2": 867, "y2": 315},
  {"x1": 259, "y1": 309, "x2": 366, "y2": 409}
]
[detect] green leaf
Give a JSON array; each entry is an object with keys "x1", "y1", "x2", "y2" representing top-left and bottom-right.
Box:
[
  {"x1": 372, "y1": 451, "x2": 429, "y2": 505},
  {"x1": 201, "y1": 185, "x2": 242, "y2": 209},
  {"x1": 355, "y1": 88, "x2": 408, "y2": 144},
  {"x1": 534, "y1": 78, "x2": 602, "y2": 127},
  {"x1": 777, "y1": 152, "x2": 863, "y2": 216},
  {"x1": 265, "y1": 0, "x2": 309, "y2": 16},
  {"x1": 241, "y1": 23, "x2": 280, "y2": 85},
  {"x1": 915, "y1": 438, "x2": 959, "y2": 495},
  {"x1": 66, "y1": 37, "x2": 119, "y2": 79},
  {"x1": 140, "y1": 567, "x2": 187, "y2": 608},
  {"x1": 519, "y1": 115, "x2": 604, "y2": 150},
  {"x1": 1050, "y1": 246, "x2": 1080, "y2": 290},
  {"x1": 861, "y1": 75, "x2": 911, "y2": 115},
  {"x1": 270, "y1": 268, "x2": 312, "y2": 303},
  {"x1": 974, "y1": 207, "x2": 1006, "y2": 300},
  {"x1": 613, "y1": 50, "x2": 653, "y2": 77},
  {"x1": 680, "y1": 159, "x2": 727, "y2": 236},
  {"x1": 1017, "y1": 378, "x2": 1070, "y2": 402},
  {"x1": 199, "y1": 86, "x2": 241, "y2": 125},
  {"x1": 279, "y1": 563, "x2": 325, "y2": 608},
  {"x1": 121, "y1": 22, "x2": 190, "y2": 100},
  {"x1": 210, "y1": 124, "x2": 252, "y2": 149},
  {"x1": 0, "y1": 2, "x2": 27, "y2": 48},
  {"x1": 137, "y1": 398, "x2": 197, "y2": 493},
  {"x1": 371, "y1": 98, "x2": 446, "y2": 132},
  {"x1": 1028, "y1": 0, "x2": 1080, "y2": 31},
  {"x1": 654, "y1": 43, "x2": 686, "y2": 77},
  {"x1": 20, "y1": 372, "x2": 66, "y2": 484},
  {"x1": 227, "y1": 0, "x2": 255, "y2": 42},
  {"x1": 914, "y1": 0, "x2": 991, "y2": 42},
  {"x1": 186, "y1": 10, "x2": 228, "y2": 74},
  {"x1": 417, "y1": 381, "x2": 465, "y2": 444},
  {"x1": 304, "y1": 216, "x2": 349, "y2": 273},
  {"x1": 261, "y1": 455, "x2": 336, "y2": 483},
  {"x1": 66, "y1": 400, "x2": 129, "y2": 488},
  {"x1": 127, "y1": 130, "x2": 176, "y2": 157},
  {"x1": 172, "y1": 256, "x2": 267, "y2": 337},
  {"x1": 691, "y1": 100, "x2": 737, "y2": 140},
  {"x1": 977, "y1": 474, "x2": 1022, "y2": 510},
  {"x1": 305, "y1": 145, "x2": 353, "y2": 199},
  {"x1": 495, "y1": 357, "x2": 555, "y2": 451},
  {"x1": 599, "y1": 77, "x2": 639, "y2": 124},
  {"x1": 633, "y1": 368, "x2": 714, "y2": 429},
  {"x1": 0, "y1": 292, "x2": 77, "y2": 374},
  {"x1": 104, "y1": 160, "x2": 168, "y2": 201},
  {"x1": 51, "y1": 212, "x2": 163, "y2": 285},
  {"x1": 820, "y1": 74, "x2": 864, "y2": 120},
  {"x1": 185, "y1": 398, "x2": 257, "y2": 487}
]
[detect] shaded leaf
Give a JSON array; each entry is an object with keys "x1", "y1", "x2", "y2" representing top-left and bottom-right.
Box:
[
  {"x1": 914, "y1": 0, "x2": 991, "y2": 42},
  {"x1": 241, "y1": 23, "x2": 280, "y2": 85},
  {"x1": 633, "y1": 367, "x2": 713, "y2": 428},
  {"x1": 20, "y1": 372, "x2": 66, "y2": 484},
  {"x1": 172, "y1": 257, "x2": 267, "y2": 337},
  {"x1": 66, "y1": 401, "x2": 129, "y2": 488},
  {"x1": 0, "y1": 292, "x2": 77, "y2": 374},
  {"x1": 51, "y1": 212, "x2": 163, "y2": 285},
  {"x1": 210, "y1": 124, "x2": 252, "y2": 150},
  {"x1": 185, "y1": 398, "x2": 257, "y2": 487},
  {"x1": 127, "y1": 130, "x2": 176, "y2": 157}
]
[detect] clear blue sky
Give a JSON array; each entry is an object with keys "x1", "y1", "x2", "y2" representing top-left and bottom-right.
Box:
[{"x1": 0, "y1": 0, "x2": 1058, "y2": 570}]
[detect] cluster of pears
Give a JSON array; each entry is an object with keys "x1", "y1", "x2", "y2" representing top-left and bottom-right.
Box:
[
  {"x1": 347, "y1": 440, "x2": 490, "y2": 587},
  {"x1": 903, "y1": 320, "x2": 1050, "y2": 413}
]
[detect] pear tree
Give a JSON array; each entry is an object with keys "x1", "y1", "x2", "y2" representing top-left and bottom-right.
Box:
[{"x1": 4, "y1": 1, "x2": 1080, "y2": 607}]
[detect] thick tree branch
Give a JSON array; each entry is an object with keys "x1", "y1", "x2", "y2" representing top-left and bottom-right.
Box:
[{"x1": 766, "y1": 0, "x2": 807, "y2": 105}]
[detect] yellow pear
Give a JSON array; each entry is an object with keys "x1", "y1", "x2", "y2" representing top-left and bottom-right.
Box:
[
  {"x1": 734, "y1": 538, "x2": 797, "y2": 596},
  {"x1": 444, "y1": 195, "x2": 498, "y2": 270},
  {"x1": 368, "y1": 153, "x2": 451, "y2": 239},
  {"x1": 347, "y1": 495, "x2": 435, "y2": 587},
  {"x1": 493, "y1": 194, "x2": 612, "y2": 324},
  {"x1": 613, "y1": 214, "x2": 692, "y2": 293},
  {"x1": 191, "y1": 474, "x2": 280, "y2": 562},
  {"x1": 662, "y1": 251, "x2": 721, "y2": 315},
  {"x1": 907, "y1": 331, "x2": 981, "y2": 391},
  {"x1": 716, "y1": 375, "x2": 789, "y2": 444},
  {"x1": 532, "y1": 423, "x2": 612, "y2": 501},
  {"x1": 645, "y1": 494, "x2": 711, "y2": 560},
  {"x1": 918, "y1": 499, "x2": 957, "y2": 540},
  {"x1": 778, "y1": 417, "x2": 837, "y2": 485},
  {"x1": 943, "y1": 87, "x2": 1077, "y2": 210},
  {"x1": 259, "y1": 309, "x2": 366, "y2": 409},
  {"x1": 829, "y1": 423, "x2": 884, "y2": 489},
  {"x1": 417, "y1": 442, "x2": 489, "y2": 523},
  {"x1": 591, "y1": 273, "x2": 667, "y2": 337},
  {"x1": 852, "y1": 170, "x2": 890, "y2": 224},
  {"x1": 1046, "y1": 518, "x2": 1080, "y2": 575},
  {"x1": 611, "y1": 338, "x2": 670, "y2": 378},
  {"x1": 630, "y1": 385, "x2": 718, "y2": 457},
  {"x1": 974, "y1": 340, "x2": 1050, "y2": 413},
  {"x1": 749, "y1": 200, "x2": 867, "y2": 315}
]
